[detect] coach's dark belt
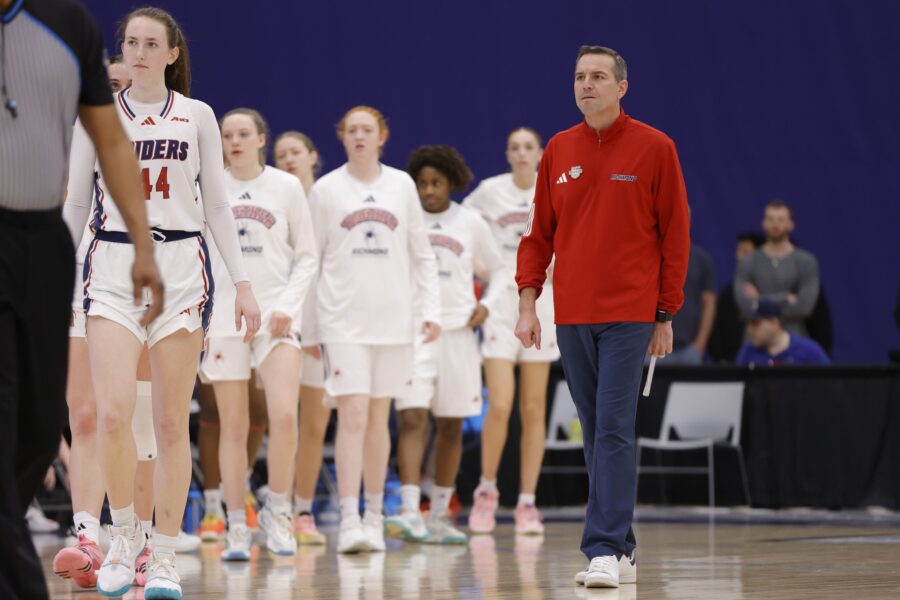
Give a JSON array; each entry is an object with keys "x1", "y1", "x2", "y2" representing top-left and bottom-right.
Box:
[{"x1": 94, "y1": 228, "x2": 201, "y2": 243}]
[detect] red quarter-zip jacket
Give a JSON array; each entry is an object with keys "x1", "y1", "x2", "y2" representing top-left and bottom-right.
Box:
[{"x1": 516, "y1": 110, "x2": 690, "y2": 323}]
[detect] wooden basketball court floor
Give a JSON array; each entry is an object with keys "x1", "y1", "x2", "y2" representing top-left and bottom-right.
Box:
[{"x1": 38, "y1": 517, "x2": 900, "y2": 599}]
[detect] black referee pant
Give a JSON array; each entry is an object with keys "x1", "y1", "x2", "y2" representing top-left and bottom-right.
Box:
[{"x1": 0, "y1": 206, "x2": 74, "y2": 600}]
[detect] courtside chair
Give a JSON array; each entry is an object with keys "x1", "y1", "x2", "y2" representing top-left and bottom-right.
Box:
[
  {"x1": 636, "y1": 382, "x2": 751, "y2": 509},
  {"x1": 541, "y1": 380, "x2": 590, "y2": 475}
]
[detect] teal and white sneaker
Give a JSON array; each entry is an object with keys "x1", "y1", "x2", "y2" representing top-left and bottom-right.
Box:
[
  {"x1": 144, "y1": 552, "x2": 182, "y2": 599},
  {"x1": 97, "y1": 521, "x2": 145, "y2": 597},
  {"x1": 384, "y1": 509, "x2": 428, "y2": 542},
  {"x1": 221, "y1": 524, "x2": 252, "y2": 562},
  {"x1": 424, "y1": 516, "x2": 467, "y2": 545},
  {"x1": 259, "y1": 506, "x2": 297, "y2": 557}
]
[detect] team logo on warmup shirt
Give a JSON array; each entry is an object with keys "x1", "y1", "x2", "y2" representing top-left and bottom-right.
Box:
[
  {"x1": 231, "y1": 203, "x2": 276, "y2": 255},
  {"x1": 342, "y1": 206, "x2": 399, "y2": 256}
]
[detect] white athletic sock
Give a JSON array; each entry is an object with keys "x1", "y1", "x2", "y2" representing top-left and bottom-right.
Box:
[
  {"x1": 478, "y1": 478, "x2": 498, "y2": 493},
  {"x1": 364, "y1": 492, "x2": 384, "y2": 516},
  {"x1": 400, "y1": 484, "x2": 420, "y2": 514},
  {"x1": 73, "y1": 511, "x2": 100, "y2": 544},
  {"x1": 227, "y1": 509, "x2": 246, "y2": 528},
  {"x1": 340, "y1": 496, "x2": 359, "y2": 522},
  {"x1": 140, "y1": 519, "x2": 153, "y2": 539},
  {"x1": 432, "y1": 486, "x2": 454, "y2": 519},
  {"x1": 518, "y1": 493, "x2": 536, "y2": 507},
  {"x1": 294, "y1": 495, "x2": 313, "y2": 516},
  {"x1": 152, "y1": 532, "x2": 178, "y2": 559},
  {"x1": 110, "y1": 504, "x2": 135, "y2": 529},
  {"x1": 267, "y1": 491, "x2": 290, "y2": 514},
  {"x1": 204, "y1": 489, "x2": 223, "y2": 516}
]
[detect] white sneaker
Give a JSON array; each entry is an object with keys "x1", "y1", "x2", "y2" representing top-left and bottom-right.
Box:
[
  {"x1": 337, "y1": 516, "x2": 369, "y2": 554},
  {"x1": 584, "y1": 555, "x2": 619, "y2": 588},
  {"x1": 259, "y1": 506, "x2": 297, "y2": 557},
  {"x1": 174, "y1": 530, "x2": 201, "y2": 553},
  {"x1": 97, "y1": 522, "x2": 145, "y2": 597},
  {"x1": 221, "y1": 524, "x2": 253, "y2": 561},
  {"x1": 425, "y1": 516, "x2": 467, "y2": 545},
  {"x1": 26, "y1": 504, "x2": 59, "y2": 533},
  {"x1": 144, "y1": 552, "x2": 182, "y2": 599},
  {"x1": 384, "y1": 509, "x2": 428, "y2": 542},
  {"x1": 575, "y1": 551, "x2": 636, "y2": 585},
  {"x1": 362, "y1": 512, "x2": 385, "y2": 552}
]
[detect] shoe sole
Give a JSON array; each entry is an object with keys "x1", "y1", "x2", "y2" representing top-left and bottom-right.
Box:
[
  {"x1": 577, "y1": 571, "x2": 636, "y2": 585},
  {"x1": 98, "y1": 582, "x2": 133, "y2": 597},
  {"x1": 426, "y1": 537, "x2": 467, "y2": 545},
  {"x1": 200, "y1": 532, "x2": 224, "y2": 542},
  {"x1": 296, "y1": 534, "x2": 327, "y2": 545},
  {"x1": 144, "y1": 588, "x2": 183, "y2": 599},
  {"x1": 338, "y1": 539, "x2": 370, "y2": 554},
  {"x1": 585, "y1": 576, "x2": 619, "y2": 588},
  {"x1": 221, "y1": 551, "x2": 251, "y2": 562},
  {"x1": 53, "y1": 551, "x2": 98, "y2": 588},
  {"x1": 268, "y1": 548, "x2": 297, "y2": 557}
]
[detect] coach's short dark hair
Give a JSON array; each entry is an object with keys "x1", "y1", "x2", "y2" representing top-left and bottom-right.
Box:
[
  {"x1": 576, "y1": 46, "x2": 627, "y2": 81},
  {"x1": 765, "y1": 199, "x2": 793, "y2": 218}
]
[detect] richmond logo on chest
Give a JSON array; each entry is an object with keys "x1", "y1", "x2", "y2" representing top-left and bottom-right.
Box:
[
  {"x1": 428, "y1": 233, "x2": 464, "y2": 256},
  {"x1": 232, "y1": 205, "x2": 276, "y2": 228},
  {"x1": 341, "y1": 208, "x2": 399, "y2": 231}
]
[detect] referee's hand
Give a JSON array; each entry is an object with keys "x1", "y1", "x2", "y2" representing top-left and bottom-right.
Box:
[{"x1": 133, "y1": 250, "x2": 164, "y2": 327}]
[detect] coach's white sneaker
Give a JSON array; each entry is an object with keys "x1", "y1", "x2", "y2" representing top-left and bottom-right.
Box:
[
  {"x1": 337, "y1": 516, "x2": 369, "y2": 554},
  {"x1": 259, "y1": 506, "x2": 297, "y2": 557},
  {"x1": 144, "y1": 552, "x2": 182, "y2": 599},
  {"x1": 576, "y1": 550, "x2": 636, "y2": 585},
  {"x1": 584, "y1": 555, "x2": 619, "y2": 588},
  {"x1": 362, "y1": 512, "x2": 386, "y2": 552},
  {"x1": 97, "y1": 522, "x2": 145, "y2": 597}
]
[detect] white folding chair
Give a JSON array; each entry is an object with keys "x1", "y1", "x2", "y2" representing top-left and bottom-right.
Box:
[
  {"x1": 637, "y1": 382, "x2": 751, "y2": 508},
  {"x1": 541, "y1": 381, "x2": 588, "y2": 474}
]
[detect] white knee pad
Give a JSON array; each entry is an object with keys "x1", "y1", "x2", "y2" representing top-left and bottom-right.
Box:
[{"x1": 132, "y1": 381, "x2": 157, "y2": 460}]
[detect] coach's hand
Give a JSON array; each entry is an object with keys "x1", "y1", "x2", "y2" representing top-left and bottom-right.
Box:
[
  {"x1": 647, "y1": 322, "x2": 673, "y2": 357},
  {"x1": 132, "y1": 247, "x2": 164, "y2": 327},
  {"x1": 515, "y1": 288, "x2": 541, "y2": 349},
  {"x1": 421, "y1": 321, "x2": 442, "y2": 344},
  {"x1": 270, "y1": 311, "x2": 293, "y2": 338},
  {"x1": 303, "y1": 345, "x2": 322, "y2": 360},
  {"x1": 466, "y1": 303, "x2": 490, "y2": 328},
  {"x1": 234, "y1": 281, "x2": 262, "y2": 342}
]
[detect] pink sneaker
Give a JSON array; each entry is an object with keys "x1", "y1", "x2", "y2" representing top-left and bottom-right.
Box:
[
  {"x1": 468, "y1": 489, "x2": 499, "y2": 534},
  {"x1": 293, "y1": 513, "x2": 326, "y2": 545},
  {"x1": 134, "y1": 542, "x2": 152, "y2": 586},
  {"x1": 53, "y1": 534, "x2": 104, "y2": 588},
  {"x1": 514, "y1": 504, "x2": 544, "y2": 535}
]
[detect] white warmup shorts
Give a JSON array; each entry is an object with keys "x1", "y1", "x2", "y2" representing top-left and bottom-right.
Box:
[
  {"x1": 301, "y1": 352, "x2": 325, "y2": 389},
  {"x1": 321, "y1": 343, "x2": 413, "y2": 403},
  {"x1": 82, "y1": 235, "x2": 213, "y2": 347},
  {"x1": 395, "y1": 328, "x2": 483, "y2": 418},
  {"x1": 199, "y1": 330, "x2": 302, "y2": 383},
  {"x1": 481, "y1": 283, "x2": 560, "y2": 362}
]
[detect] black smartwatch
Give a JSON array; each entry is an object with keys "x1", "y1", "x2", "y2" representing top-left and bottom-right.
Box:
[{"x1": 655, "y1": 309, "x2": 673, "y2": 323}]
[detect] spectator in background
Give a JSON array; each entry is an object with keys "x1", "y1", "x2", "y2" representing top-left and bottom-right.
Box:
[
  {"x1": 664, "y1": 242, "x2": 716, "y2": 364},
  {"x1": 734, "y1": 200, "x2": 820, "y2": 336},
  {"x1": 737, "y1": 300, "x2": 830, "y2": 366},
  {"x1": 708, "y1": 232, "x2": 764, "y2": 362}
]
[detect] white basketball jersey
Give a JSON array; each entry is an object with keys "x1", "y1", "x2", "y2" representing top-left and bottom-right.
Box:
[
  {"x1": 421, "y1": 203, "x2": 511, "y2": 330},
  {"x1": 90, "y1": 89, "x2": 204, "y2": 233},
  {"x1": 462, "y1": 173, "x2": 536, "y2": 271}
]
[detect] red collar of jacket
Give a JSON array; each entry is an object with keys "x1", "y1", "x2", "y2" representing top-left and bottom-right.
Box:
[{"x1": 579, "y1": 109, "x2": 630, "y2": 143}]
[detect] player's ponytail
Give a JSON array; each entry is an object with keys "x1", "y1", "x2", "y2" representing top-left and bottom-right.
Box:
[{"x1": 117, "y1": 7, "x2": 191, "y2": 97}]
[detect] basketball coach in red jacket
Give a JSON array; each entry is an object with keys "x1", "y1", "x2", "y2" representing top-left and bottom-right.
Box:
[{"x1": 515, "y1": 45, "x2": 690, "y2": 589}]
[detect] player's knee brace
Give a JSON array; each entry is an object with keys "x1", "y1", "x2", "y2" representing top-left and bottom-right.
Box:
[{"x1": 132, "y1": 381, "x2": 157, "y2": 460}]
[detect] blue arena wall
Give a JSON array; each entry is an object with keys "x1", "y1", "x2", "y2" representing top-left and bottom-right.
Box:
[{"x1": 84, "y1": 0, "x2": 900, "y2": 362}]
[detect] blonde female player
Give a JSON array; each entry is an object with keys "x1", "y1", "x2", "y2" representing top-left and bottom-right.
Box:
[
  {"x1": 385, "y1": 146, "x2": 511, "y2": 545},
  {"x1": 199, "y1": 109, "x2": 317, "y2": 560},
  {"x1": 274, "y1": 132, "x2": 330, "y2": 544},
  {"x1": 463, "y1": 127, "x2": 559, "y2": 535},
  {"x1": 308, "y1": 106, "x2": 440, "y2": 554},
  {"x1": 62, "y1": 8, "x2": 260, "y2": 599}
]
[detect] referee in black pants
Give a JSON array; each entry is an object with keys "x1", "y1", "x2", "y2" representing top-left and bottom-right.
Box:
[{"x1": 0, "y1": 0, "x2": 163, "y2": 597}]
